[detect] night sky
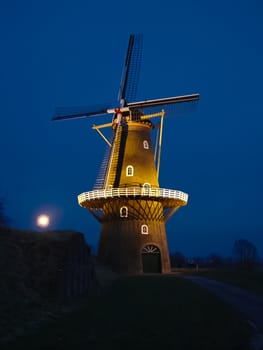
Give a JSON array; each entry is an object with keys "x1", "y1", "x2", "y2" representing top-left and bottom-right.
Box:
[{"x1": 1, "y1": 0, "x2": 262, "y2": 258}]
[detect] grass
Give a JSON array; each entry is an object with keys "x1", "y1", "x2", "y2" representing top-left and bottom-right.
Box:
[
  {"x1": 181, "y1": 268, "x2": 263, "y2": 295},
  {"x1": 2, "y1": 275, "x2": 252, "y2": 350}
]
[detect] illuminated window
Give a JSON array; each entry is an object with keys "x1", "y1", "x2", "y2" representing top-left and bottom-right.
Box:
[
  {"x1": 143, "y1": 183, "x2": 151, "y2": 189},
  {"x1": 142, "y1": 245, "x2": 160, "y2": 253},
  {"x1": 141, "y1": 224, "x2": 149, "y2": 234},
  {"x1": 143, "y1": 140, "x2": 149, "y2": 149},
  {"x1": 142, "y1": 183, "x2": 151, "y2": 195},
  {"x1": 120, "y1": 206, "x2": 128, "y2": 218},
  {"x1": 126, "y1": 165, "x2": 134, "y2": 176}
]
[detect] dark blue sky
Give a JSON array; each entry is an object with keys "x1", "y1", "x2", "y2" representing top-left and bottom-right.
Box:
[{"x1": 1, "y1": 0, "x2": 262, "y2": 258}]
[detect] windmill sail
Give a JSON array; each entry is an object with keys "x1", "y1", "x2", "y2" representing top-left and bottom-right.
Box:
[
  {"x1": 118, "y1": 34, "x2": 143, "y2": 105},
  {"x1": 52, "y1": 103, "x2": 115, "y2": 121}
]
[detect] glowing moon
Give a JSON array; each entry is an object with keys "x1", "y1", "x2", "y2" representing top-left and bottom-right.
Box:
[{"x1": 37, "y1": 214, "x2": 50, "y2": 228}]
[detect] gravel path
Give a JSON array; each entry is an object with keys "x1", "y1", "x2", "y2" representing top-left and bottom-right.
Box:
[
  {"x1": 184, "y1": 276, "x2": 263, "y2": 330},
  {"x1": 184, "y1": 276, "x2": 263, "y2": 349}
]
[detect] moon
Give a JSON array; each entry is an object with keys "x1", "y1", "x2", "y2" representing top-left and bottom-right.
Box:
[{"x1": 37, "y1": 214, "x2": 50, "y2": 228}]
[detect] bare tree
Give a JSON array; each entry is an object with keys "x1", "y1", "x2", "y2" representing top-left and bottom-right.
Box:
[
  {"x1": 170, "y1": 252, "x2": 186, "y2": 268},
  {"x1": 233, "y1": 239, "x2": 257, "y2": 270},
  {"x1": 207, "y1": 253, "x2": 224, "y2": 268}
]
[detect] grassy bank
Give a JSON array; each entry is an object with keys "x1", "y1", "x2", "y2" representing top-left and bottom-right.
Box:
[
  {"x1": 177, "y1": 268, "x2": 263, "y2": 295},
  {"x1": 2, "y1": 275, "x2": 251, "y2": 350}
]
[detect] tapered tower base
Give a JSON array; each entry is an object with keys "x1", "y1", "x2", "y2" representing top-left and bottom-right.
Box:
[
  {"x1": 78, "y1": 187, "x2": 188, "y2": 274},
  {"x1": 98, "y1": 219, "x2": 171, "y2": 274}
]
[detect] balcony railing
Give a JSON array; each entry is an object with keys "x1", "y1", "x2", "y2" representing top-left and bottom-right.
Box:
[{"x1": 78, "y1": 187, "x2": 188, "y2": 206}]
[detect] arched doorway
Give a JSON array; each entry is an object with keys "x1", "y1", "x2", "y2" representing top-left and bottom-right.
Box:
[{"x1": 141, "y1": 245, "x2": 161, "y2": 273}]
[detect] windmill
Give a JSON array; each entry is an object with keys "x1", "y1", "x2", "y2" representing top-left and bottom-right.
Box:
[{"x1": 53, "y1": 34, "x2": 199, "y2": 273}]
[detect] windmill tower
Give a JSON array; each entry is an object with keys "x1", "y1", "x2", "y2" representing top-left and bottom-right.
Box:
[{"x1": 53, "y1": 34, "x2": 199, "y2": 274}]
